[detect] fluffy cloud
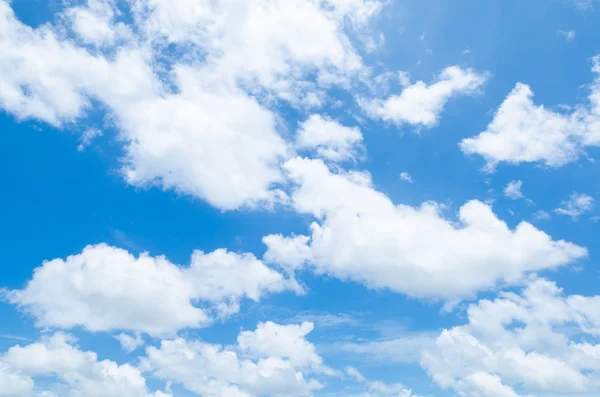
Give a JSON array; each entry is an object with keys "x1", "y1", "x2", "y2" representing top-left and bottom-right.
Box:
[
  {"x1": 0, "y1": 333, "x2": 167, "y2": 397},
  {"x1": 422, "y1": 278, "x2": 600, "y2": 396},
  {"x1": 141, "y1": 322, "x2": 327, "y2": 397},
  {"x1": 296, "y1": 114, "x2": 364, "y2": 162},
  {"x1": 554, "y1": 192, "x2": 595, "y2": 219},
  {"x1": 134, "y1": 0, "x2": 375, "y2": 91},
  {"x1": 263, "y1": 157, "x2": 586, "y2": 300},
  {"x1": 460, "y1": 55, "x2": 600, "y2": 170},
  {"x1": 237, "y1": 321, "x2": 334, "y2": 375},
  {"x1": 362, "y1": 66, "x2": 487, "y2": 128},
  {"x1": 0, "y1": 0, "x2": 382, "y2": 210},
  {"x1": 5, "y1": 244, "x2": 298, "y2": 336}
]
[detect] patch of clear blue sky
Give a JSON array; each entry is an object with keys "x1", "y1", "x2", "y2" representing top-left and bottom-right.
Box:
[{"x1": 1, "y1": 0, "x2": 599, "y2": 395}]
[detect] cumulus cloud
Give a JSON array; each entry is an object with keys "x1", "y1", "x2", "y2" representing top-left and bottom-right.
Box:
[
  {"x1": 0, "y1": 333, "x2": 168, "y2": 397},
  {"x1": 141, "y1": 322, "x2": 328, "y2": 397},
  {"x1": 4, "y1": 244, "x2": 299, "y2": 336},
  {"x1": 422, "y1": 278, "x2": 600, "y2": 396},
  {"x1": 296, "y1": 114, "x2": 364, "y2": 162},
  {"x1": 0, "y1": 0, "x2": 383, "y2": 210},
  {"x1": 361, "y1": 66, "x2": 487, "y2": 128},
  {"x1": 263, "y1": 157, "x2": 586, "y2": 300},
  {"x1": 460, "y1": 55, "x2": 600, "y2": 170},
  {"x1": 555, "y1": 193, "x2": 595, "y2": 219}
]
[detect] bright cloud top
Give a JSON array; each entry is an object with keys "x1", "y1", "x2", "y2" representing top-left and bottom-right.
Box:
[{"x1": 263, "y1": 157, "x2": 586, "y2": 300}]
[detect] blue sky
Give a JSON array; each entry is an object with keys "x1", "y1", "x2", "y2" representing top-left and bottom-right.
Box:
[{"x1": 1, "y1": 0, "x2": 600, "y2": 396}]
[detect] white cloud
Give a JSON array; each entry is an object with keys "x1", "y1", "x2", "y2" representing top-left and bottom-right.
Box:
[
  {"x1": 0, "y1": 364, "x2": 33, "y2": 397},
  {"x1": 141, "y1": 322, "x2": 327, "y2": 397},
  {"x1": 422, "y1": 278, "x2": 600, "y2": 396},
  {"x1": 116, "y1": 333, "x2": 144, "y2": 353},
  {"x1": 0, "y1": 333, "x2": 168, "y2": 397},
  {"x1": 263, "y1": 157, "x2": 586, "y2": 300},
  {"x1": 0, "y1": 0, "x2": 383, "y2": 210},
  {"x1": 460, "y1": 55, "x2": 600, "y2": 170},
  {"x1": 504, "y1": 180, "x2": 523, "y2": 200},
  {"x1": 65, "y1": 0, "x2": 132, "y2": 46},
  {"x1": 237, "y1": 321, "x2": 334, "y2": 375},
  {"x1": 134, "y1": 0, "x2": 375, "y2": 92},
  {"x1": 296, "y1": 114, "x2": 364, "y2": 162},
  {"x1": 361, "y1": 66, "x2": 487, "y2": 128},
  {"x1": 555, "y1": 193, "x2": 595, "y2": 219},
  {"x1": 400, "y1": 172, "x2": 413, "y2": 183},
  {"x1": 5, "y1": 244, "x2": 298, "y2": 336}
]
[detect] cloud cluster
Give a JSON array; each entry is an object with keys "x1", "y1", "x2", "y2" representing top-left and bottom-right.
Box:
[
  {"x1": 141, "y1": 321, "x2": 329, "y2": 397},
  {"x1": 0, "y1": 333, "x2": 168, "y2": 397},
  {"x1": 422, "y1": 278, "x2": 600, "y2": 396},
  {"x1": 0, "y1": 0, "x2": 381, "y2": 210}
]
